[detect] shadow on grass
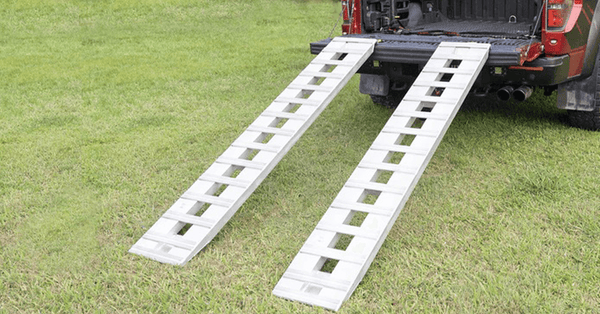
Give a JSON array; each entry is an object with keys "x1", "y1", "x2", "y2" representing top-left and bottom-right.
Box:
[{"x1": 459, "y1": 89, "x2": 569, "y2": 129}]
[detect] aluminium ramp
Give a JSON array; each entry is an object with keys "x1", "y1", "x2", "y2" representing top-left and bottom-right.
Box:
[
  {"x1": 273, "y1": 42, "x2": 491, "y2": 311},
  {"x1": 129, "y1": 37, "x2": 378, "y2": 266}
]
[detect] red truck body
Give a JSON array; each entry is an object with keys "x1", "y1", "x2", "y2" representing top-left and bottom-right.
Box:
[{"x1": 314, "y1": 0, "x2": 600, "y2": 129}]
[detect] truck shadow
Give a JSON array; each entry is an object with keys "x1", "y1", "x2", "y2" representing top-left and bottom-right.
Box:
[{"x1": 458, "y1": 89, "x2": 570, "y2": 129}]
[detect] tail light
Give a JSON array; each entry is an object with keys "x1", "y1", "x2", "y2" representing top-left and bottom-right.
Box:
[
  {"x1": 546, "y1": 0, "x2": 574, "y2": 30},
  {"x1": 543, "y1": 0, "x2": 585, "y2": 76}
]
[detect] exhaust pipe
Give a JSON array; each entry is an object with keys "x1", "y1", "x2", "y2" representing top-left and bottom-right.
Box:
[
  {"x1": 497, "y1": 86, "x2": 514, "y2": 101},
  {"x1": 513, "y1": 85, "x2": 534, "y2": 102}
]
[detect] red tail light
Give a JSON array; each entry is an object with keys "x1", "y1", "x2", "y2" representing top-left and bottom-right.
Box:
[{"x1": 547, "y1": 0, "x2": 574, "y2": 29}]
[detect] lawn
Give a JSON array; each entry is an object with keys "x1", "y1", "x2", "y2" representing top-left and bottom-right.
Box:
[{"x1": 0, "y1": 0, "x2": 598, "y2": 313}]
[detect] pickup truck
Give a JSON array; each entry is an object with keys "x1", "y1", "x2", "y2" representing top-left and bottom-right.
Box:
[{"x1": 311, "y1": 0, "x2": 600, "y2": 130}]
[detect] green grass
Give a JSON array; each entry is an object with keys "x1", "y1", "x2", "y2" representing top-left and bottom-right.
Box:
[{"x1": 1, "y1": 0, "x2": 599, "y2": 313}]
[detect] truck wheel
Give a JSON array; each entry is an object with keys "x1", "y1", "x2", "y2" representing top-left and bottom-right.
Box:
[
  {"x1": 566, "y1": 70, "x2": 600, "y2": 129},
  {"x1": 567, "y1": 107, "x2": 600, "y2": 130},
  {"x1": 370, "y1": 92, "x2": 404, "y2": 108}
]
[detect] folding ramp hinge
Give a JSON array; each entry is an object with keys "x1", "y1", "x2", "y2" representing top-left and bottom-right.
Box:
[
  {"x1": 273, "y1": 42, "x2": 491, "y2": 311},
  {"x1": 129, "y1": 37, "x2": 378, "y2": 266}
]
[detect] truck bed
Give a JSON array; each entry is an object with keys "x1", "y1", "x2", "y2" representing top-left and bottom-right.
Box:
[
  {"x1": 333, "y1": 0, "x2": 544, "y2": 66},
  {"x1": 409, "y1": 20, "x2": 532, "y2": 37}
]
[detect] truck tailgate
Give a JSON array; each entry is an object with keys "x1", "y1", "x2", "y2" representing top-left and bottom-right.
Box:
[{"x1": 311, "y1": 34, "x2": 541, "y2": 66}]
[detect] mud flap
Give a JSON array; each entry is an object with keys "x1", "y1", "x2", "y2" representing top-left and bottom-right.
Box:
[{"x1": 557, "y1": 49, "x2": 600, "y2": 112}]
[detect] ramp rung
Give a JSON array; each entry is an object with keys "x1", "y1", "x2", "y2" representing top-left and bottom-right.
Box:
[
  {"x1": 275, "y1": 41, "x2": 490, "y2": 311},
  {"x1": 357, "y1": 161, "x2": 418, "y2": 175},
  {"x1": 231, "y1": 141, "x2": 281, "y2": 153},
  {"x1": 381, "y1": 127, "x2": 440, "y2": 137},
  {"x1": 311, "y1": 59, "x2": 357, "y2": 66},
  {"x1": 247, "y1": 125, "x2": 295, "y2": 136},
  {"x1": 316, "y1": 222, "x2": 380, "y2": 240},
  {"x1": 321, "y1": 47, "x2": 372, "y2": 54},
  {"x1": 273, "y1": 97, "x2": 322, "y2": 106},
  {"x1": 370, "y1": 143, "x2": 429, "y2": 156},
  {"x1": 215, "y1": 157, "x2": 266, "y2": 170},
  {"x1": 421, "y1": 67, "x2": 475, "y2": 75},
  {"x1": 180, "y1": 193, "x2": 234, "y2": 208},
  {"x1": 402, "y1": 95, "x2": 458, "y2": 104},
  {"x1": 261, "y1": 110, "x2": 310, "y2": 120},
  {"x1": 330, "y1": 200, "x2": 394, "y2": 216},
  {"x1": 162, "y1": 211, "x2": 214, "y2": 228},
  {"x1": 345, "y1": 180, "x2": 404, "y2": 195},
  {"x1": 287, "y1": 84, "x2": 334, "y2": 93},
  {"x1": 300, "y1": 71, "x2": 346, "y2": 79},
  {"x1": 430, "y1": 53, "x2": 486, "y2": 61},
  {"x1": 199, "y1": 173, "x2": 251, "y2": 188},
  {"x1": 301, "y1": 245, "x2": 366, "y2": 265},
  {"x1": 131, "y1": 37, "x2": 378, "y2": 266},
  {"x1": 322, "y1": 39, "x2": 376, "y2": 51},
  {"x1": 392, "y1": 110, "x2": 449, "y2": 121},
  {"x1": 142, "y1": 232, "x2": 197, "y2": 250},
  {"x1": 411, "y1": 80, "x2": 468, "y2": 89},
  {"x1": 283, "y1": 268, "x2": 352, "y2": 291}
]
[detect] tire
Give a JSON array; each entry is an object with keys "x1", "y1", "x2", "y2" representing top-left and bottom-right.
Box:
[
  {"x1": 567, "y1": 88, "x2": 600, "y2": 131},
  {"x1": 370, "y1": 92, "x2": 404, "y2": 108},
  {"x1": 567, "y1": 107, "x2": 600, "y2": 130},
  {"x1": 369, "y1": 81, "x2": 409, "y2": 108}
]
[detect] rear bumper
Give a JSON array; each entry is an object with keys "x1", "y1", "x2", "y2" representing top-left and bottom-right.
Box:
[{"x1": 311, "y1": 34, "x2": 571, "y2": 86}]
